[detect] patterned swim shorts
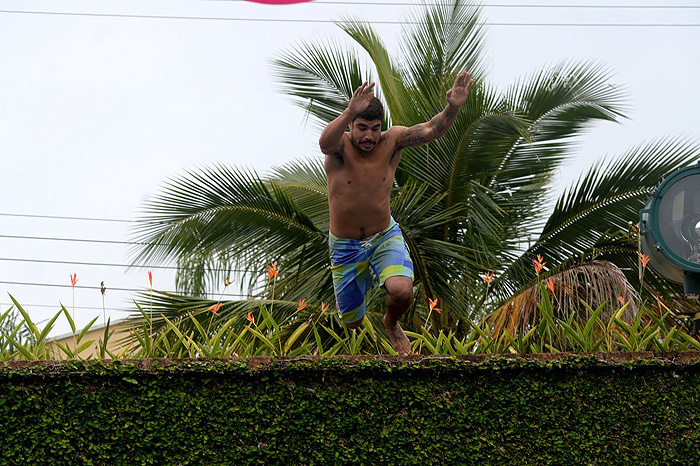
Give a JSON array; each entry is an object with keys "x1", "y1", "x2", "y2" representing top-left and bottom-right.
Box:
[{"x1": 328, "y1": 217, "x2": 414, "y2": 324}]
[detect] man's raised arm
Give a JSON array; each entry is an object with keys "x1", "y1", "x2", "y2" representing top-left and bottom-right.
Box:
[
  {"x1": 395, "y1": 71, "x2": 473, "y2": 149},
  {"x1": 319, "y1": 81, "x2": 375, "y2": 155}
]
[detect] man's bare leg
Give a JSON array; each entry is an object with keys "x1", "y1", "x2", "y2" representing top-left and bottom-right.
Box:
[{"x1": 383, "y1": 276, "x2": 413, "y2": 356}]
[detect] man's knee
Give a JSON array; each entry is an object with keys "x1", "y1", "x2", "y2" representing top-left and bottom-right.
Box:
[
  {"x1": 385, "y1": 277, "x2": 413, "y2": 309},
  {"x1": 390, "y1": 289, "x2": 413, "y2": 309}
]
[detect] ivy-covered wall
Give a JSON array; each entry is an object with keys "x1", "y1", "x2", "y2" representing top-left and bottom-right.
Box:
[{"x1": 1, "y1": 354, "x2": 699, "y2": 465}]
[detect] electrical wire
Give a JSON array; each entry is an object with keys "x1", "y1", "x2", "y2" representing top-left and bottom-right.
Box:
[
  {"x1": 0, "y1": 257, "x2": 250, "y2": 274},
  {"x1": 1, "y1": 302, "x2": 134, "y2": 313},
  {"x1": 0, "y1": 280, "x2": 251, "y2": 298},
  {"x1": 207, "y1": 0, "x2": 700, "y2": 8},
  {"x1": 0, "y1": 212, "x2": 132, "y2": 223},
  {"x1": 0, "y1": 9, "x2": 698, "y2": 26},
  {"x1": 0, "y1": 233, "x2": 160, "y2": 247},
  {"x1": 0, "y1": 214, "x2": 276, "y2": 273}
]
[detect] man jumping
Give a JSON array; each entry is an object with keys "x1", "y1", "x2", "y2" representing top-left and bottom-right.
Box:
[{"x1": 320, "y1": 71, "x2": 473, "y2": 355}]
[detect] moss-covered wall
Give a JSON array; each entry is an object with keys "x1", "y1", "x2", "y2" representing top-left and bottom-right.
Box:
[{"x1": 1, "y1": 354, "x2": 699, "y2": 465}]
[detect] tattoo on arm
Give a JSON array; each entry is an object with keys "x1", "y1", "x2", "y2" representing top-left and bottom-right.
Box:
[
  {"x1": 430, "y1": 115, "x2": 446, "y2": 135},
  {"x1": 399, "y1": 125, "x2": 430, "y2": 148},
  {"x1": 398, "y1": 105, "x2": 459, "y2": 149},
  {"x1": 430, "y1": 106, "x2": 457, "y2": 136},
  {"x1": 445, "y1": 105, "x2": 458, "y2": 120}
]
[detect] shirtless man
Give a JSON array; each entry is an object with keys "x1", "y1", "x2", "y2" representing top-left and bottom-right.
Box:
[{"x1": 320, "y1": 71, "x2": 473, "y2": 355}]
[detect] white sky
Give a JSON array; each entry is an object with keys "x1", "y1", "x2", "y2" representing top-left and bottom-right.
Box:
[{"x1": 1, "y1": 0, "x2": 699, "y2": 337}]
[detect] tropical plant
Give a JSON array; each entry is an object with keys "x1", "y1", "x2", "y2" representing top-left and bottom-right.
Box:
[
  {"x1": 2, "y1": 294, "x2": 698, "y2": 361},
  {"x1": 0, "y1": 304, "x2": 34, "y2": 351},
  {"x1": 0, "y1": 296, "x2": 101, "y2": 360},
  {"x1": 128, "y1": 0, "x2": 699, "y2": 340}
]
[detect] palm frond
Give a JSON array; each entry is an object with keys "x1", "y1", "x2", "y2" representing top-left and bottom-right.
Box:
[
  {"x1": 400, "y1": 0, "x2": 487, "y2": 100},
  {"x1": 337, "y1": 17, "x2": 411, "y2": 125},
  {"x1": 267, "y1": 158, "x2": 329, "y2": 230},
  {"x1": 130, "y1": 164, "x2": 325, "y2": 291},
  {"x1": 492, "y1": 61, "x2": 627, "y2": 188},
  {"x1": 537, "y1": 138, "x2": 699, "y2": 261},
  {"x1": 271, "y1": 37, "x2": 371, "y2": 130},
  {"x1": 487, "y1": 61, "x2": 629, "y2": 243},
  {"x1": 398, "y1": 82, "x2": 532, "y2": 191},
  {"x1": 494, "y1": 137, "x2": 700, "y2": 297},
  {"x1": 173, "y1": 250, "x2": 237, "y2": 298}
]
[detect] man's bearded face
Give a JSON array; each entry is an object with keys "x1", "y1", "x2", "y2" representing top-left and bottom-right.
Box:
[{"x1": 351, "y1": 118, "x2": 382, "y2": 153}]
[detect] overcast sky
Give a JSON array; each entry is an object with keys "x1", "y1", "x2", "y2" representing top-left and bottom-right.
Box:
[{"x1": 1, "y1": 0, "x2": 699, "y2": 337}]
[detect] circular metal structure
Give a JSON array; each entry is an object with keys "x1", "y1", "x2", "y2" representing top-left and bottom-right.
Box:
[{"x1": 640, "y1": 163, "x2": 700, "y2": 294}]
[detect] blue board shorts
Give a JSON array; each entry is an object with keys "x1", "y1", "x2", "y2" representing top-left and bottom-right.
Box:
[{"x1": 328, "y1": 217, "x2": 414, "y2": 324}]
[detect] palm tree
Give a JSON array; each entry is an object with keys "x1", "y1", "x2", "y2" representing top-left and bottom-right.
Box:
[{"x1": 130, "y1": 0, "x2": 699, "y2": 343}]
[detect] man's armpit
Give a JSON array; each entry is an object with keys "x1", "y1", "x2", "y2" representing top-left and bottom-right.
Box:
[
  {"x1": 321, "y1": 133, "x2": 347, "y2": 156},
  {"x1": 397, "y1": 124, "x2": 432, "y2": 148},
  {"x1": 321, "y1": 141, "x2": 343, "y2": 156}
]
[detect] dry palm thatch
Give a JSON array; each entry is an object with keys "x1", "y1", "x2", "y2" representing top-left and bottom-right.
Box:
[{"x1": 485, "y1": 260, "x2": 638, "y2": 337}]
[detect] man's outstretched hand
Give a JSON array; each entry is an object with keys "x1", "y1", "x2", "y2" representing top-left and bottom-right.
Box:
[
  {"x1": 446, "y1": 71, "x2": 473, "y2": 108},
  {"x1": 348, "y1": 81, "x2": 376, "y2": 116}
]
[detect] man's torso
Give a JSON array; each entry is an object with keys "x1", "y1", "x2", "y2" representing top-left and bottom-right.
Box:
[{"x1": 325, "y1": 130, "x2": 401, "y2": 240}]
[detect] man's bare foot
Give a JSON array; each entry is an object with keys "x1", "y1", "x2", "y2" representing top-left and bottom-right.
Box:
[{"x1": 383, "y1": 314, "x2": 411, "y2": 356}]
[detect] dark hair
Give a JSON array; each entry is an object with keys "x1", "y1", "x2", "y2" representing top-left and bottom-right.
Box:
[{"x1": 354, "y1": 96, "x2": 384, "y2": 122}]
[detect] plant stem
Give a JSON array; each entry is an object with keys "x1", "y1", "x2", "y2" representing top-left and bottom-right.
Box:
[{"x1": 72, "y1": 287, "x2": 77, "y2": 353}]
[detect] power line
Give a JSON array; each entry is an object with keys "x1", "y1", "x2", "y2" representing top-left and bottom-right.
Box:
[
  {"x1": 0, "y1": 212, "x2": 132, "y2": 223},
  {"x1": 209, "y1": 0, "x2": 700, "y2": 8},
  {"x1": 0, "y1": 257, "x2": 250, "y2": 274},
  {"x1": 1, "y1": 302, "x2": 133, "y2": 313},
  {"x1": 0, "y1": 233, "x2": 157, "y2": 247},
  {"x1": 0, "y1": 236, "x2": 306, "y2": 272},
  {"x1": 0, "y1": 9, "x2": 698, "y2": 26},
  {"x1": 0, "y1": 280, "x2": 251, "y2": 298},
  {"x1": 0, "y1": 234, "x2": 326, "y2": 268},
  {"x1": 0, "y1": 314, "x2": 53, "y2": 326}
]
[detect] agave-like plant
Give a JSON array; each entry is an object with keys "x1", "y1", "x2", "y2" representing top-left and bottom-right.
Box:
[{"x1": 130, "y1": 0, "x2": 699, "y2": 343}]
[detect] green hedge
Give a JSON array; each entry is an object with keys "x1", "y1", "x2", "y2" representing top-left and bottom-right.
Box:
[{"x1": 1, "y1": 354, "x2": 700, "y2": 465}]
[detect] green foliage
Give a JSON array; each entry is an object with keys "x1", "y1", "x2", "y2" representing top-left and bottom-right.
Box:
[
  {"x1": 3, "y1": 294, "x2": 699, "y2": 361},
  {"x1": 129, "y1": 0, "x2": 700, "y2": 335},
  {"x1": 0, "y1": 296, "x2": 97, "y2": 361},
  {"x1": 1, "y1": 356, "x2": 700, "y2": 464}
]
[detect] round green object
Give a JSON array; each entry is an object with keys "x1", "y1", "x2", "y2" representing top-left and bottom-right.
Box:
[{"x1": 640, "y1": 163, "x2": 700, "y2": 284}]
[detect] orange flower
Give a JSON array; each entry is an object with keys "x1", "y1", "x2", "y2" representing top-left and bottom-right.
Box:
[
  {"x1": 148, "y1": 270, "x2": 153, "y2": 288},
  {"x1": 208, "y1": 302, "x2": 223, "y2": 316},
  {"x1": 245, "y1": 312, "x2": 255, "y2": 325},
  {"x1": 70, "y1": 273, "x2": 78, "y2": 289},
  {"x1": 546, "y1": 277, "x2": 555, "y2": 294},
  {"x1": 618, "y1": 295, "x2": 626, "y2": 305},
  {"x1": 267, "y1": 261, "x2": 280, "y2": 280},
  {"x1": 533, "y1": 255, "x2": 546, "y2": 276},
  {"x1": 639, "y1": 253, "x2": 650, "y2": 270},
  {"x1": 429, "y1": 298, "x2": 441, "y2": 313},
  {"x1": 321, "y1": 302, "x2": 329, "y2": 314},
  {"x1": 100, "y1": 281, "x2": 106, "y2": 296},
  {"x1": 297, "y1": 298, "x2": 307, "y2": 311},
  {"x1": 481, "y1": 271, "x2": 494, "y2": 285},
  {"x1": 655, "y1": 293, "x2": 664, "y2": 312}
]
